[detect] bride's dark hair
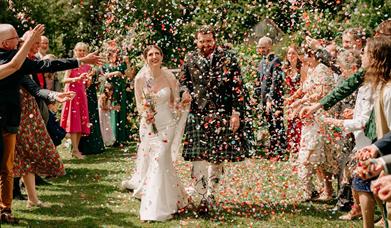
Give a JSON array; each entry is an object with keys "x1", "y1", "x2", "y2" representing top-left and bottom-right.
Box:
[{"x1": 143, "y1": 45, "x2": 163, "y2": 59}]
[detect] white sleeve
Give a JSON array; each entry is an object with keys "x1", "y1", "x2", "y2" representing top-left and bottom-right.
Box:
[
  {"x1": 383, "y1": 85, "x2": 391, "y2": 131},
  {"x1": 343, "y1": 85, "x2": 373, "y2": 133}
]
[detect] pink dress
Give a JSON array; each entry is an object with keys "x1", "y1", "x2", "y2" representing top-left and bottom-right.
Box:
[{"x1": 60, "y1": 65, "x2": 91, "y2": 135}]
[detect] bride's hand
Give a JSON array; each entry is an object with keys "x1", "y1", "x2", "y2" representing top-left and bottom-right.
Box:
[
  {"x1": 145, "y1": 111, "x2": 155, "y2": 124},
  {"x1": 181, "y1": 91, "x2": 192, "y2": 106}
]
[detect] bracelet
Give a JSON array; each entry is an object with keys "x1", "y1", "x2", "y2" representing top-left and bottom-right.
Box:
[{"x1": 48, "y1": 91, "x2": 59, "y2": 102}]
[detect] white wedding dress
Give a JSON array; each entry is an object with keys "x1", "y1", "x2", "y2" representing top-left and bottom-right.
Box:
[{"x1": 132, "y1": 84, "x2": 188, "y2": 221}]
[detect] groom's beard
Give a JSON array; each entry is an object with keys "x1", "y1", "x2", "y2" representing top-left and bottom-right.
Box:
[{"x1": 200, "y1": 45, "x2": 216, "y2": 57}]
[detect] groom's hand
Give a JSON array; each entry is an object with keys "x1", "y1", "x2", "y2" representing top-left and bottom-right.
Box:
[{"x1": 230, "y1": 113, "x2": 240, "y2": 133}]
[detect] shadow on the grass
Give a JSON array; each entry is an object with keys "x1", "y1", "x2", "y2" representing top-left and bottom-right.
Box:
[
  {"x1": 65, "y1": 148, "x2": 137, "y2": 165},
  {"x1": 16, "y1": 165, "x2": 138, "y2": 227}
]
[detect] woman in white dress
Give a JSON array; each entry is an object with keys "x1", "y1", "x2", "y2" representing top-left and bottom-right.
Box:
[
  {"x1": 130, "y1": 45, "x2": 190, "y2": 221},
  {"x1": 98, "y1": 83, "x2": 118, "y2": 146}
]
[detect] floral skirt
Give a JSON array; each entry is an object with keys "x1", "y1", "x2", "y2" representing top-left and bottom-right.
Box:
[{"x1": 13, "y1": 89, "x2": 65, "y2": 177}]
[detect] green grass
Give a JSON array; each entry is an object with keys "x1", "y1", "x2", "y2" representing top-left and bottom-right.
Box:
[{"x1": 3, "y1": 144, "x2": 367, "y2": 227}]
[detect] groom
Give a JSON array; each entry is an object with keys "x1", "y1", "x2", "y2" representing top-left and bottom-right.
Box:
[{"x1": 180, "y1": 25, "x2": 247, "y2": 213}]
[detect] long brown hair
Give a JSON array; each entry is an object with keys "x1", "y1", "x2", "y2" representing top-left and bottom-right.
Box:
[
  {"x1": 364, "y1": 36, "x2": 391, "y2": 88},
  {"x1": 283, "y1": 44, "x2": 302, "y2": 76},
  {"x1": 375, "y1": 19, "x2": 391, "y2": 37}
]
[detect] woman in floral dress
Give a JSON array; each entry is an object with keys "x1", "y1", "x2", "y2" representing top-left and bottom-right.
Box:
[
  {"x1": 283, "y1": 45, "x2": 303, "y2": 157},
  {"x1": 14, "y1": 88, "x2": 65, "y2": 208}
]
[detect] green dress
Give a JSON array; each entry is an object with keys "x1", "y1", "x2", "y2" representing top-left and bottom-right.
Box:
[
  {"x1": 79, "y1": 72, "x2": 105, "y2": 154},
  {"x1": 102, "y1": 63, "x2": 132, "y2": 145}
]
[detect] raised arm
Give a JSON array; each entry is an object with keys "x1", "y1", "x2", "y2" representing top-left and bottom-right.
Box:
[
  {"x1": 0, "y1": 24, "x2": 45, "y2": 80},
  {"x1": 320, "y1": 70, "x2": 365, "y2": 110}
]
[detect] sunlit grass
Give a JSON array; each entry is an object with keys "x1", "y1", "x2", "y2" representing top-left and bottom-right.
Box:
[{"x1": 3, "y1": 144, "x2": 366, "y2": 227}]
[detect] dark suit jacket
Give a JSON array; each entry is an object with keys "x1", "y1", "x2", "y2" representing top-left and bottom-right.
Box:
[
  {"x1": 0, "y1": 48, "x2": 79, "y2": 130},
  {"x1": 254, "y1": 53, "x2": 284, "y2": 111},
  {"x1": 179, "y1": 47, "x2": 244, "y2": 116},
  {"x1": 375, "y1": 131, "x2": 391, "y2": 156}
]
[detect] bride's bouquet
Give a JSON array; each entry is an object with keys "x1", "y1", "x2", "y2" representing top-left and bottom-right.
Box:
[{"x1": 142, "y1": 90, "x2": 158, "y2": 134}]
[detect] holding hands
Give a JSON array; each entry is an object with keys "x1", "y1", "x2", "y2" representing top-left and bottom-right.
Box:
[
  {"x1": 372, "y1": 175, "x2": 391, "y2": 202},
  {"x1": 354, "y1": 158, "x2": 384, "y2": 179},
  {"x1": 181, "y1": 91, "x2": 192, "y2": 107},
  {"x1": 354, "y1": 145, "x2": 379, "y2": 161}
]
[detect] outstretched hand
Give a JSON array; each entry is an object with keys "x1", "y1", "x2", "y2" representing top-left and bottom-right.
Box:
[
  {"x1": 299, "y1": 103, "x2": 322, "y2": 119},
  {"x1": 56, "y1": 91, "x2": 76, "y2": 103},
  {"x1": 305, "y1": 36, "x2": 321, "y2": 50},
  {"x1": 79, "y1": 51, "x2": 103, "y2": 65}
]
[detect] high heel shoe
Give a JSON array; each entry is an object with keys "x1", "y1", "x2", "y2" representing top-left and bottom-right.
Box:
[{"x1": 71, "y1": 151, "x2": 85, "y2": 159}]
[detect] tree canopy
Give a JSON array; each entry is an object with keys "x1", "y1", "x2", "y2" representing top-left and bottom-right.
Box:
[{"x1": 2, "y1": 0, "x2": 389, "y2": 67}]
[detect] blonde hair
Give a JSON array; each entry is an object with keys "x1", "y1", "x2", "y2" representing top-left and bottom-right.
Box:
[{"x1": 73, "y1": 42, "x2": 89, "y2": 57}]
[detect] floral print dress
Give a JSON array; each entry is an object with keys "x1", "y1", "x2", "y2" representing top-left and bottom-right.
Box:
[{"x1": 13, "y1": 88, "x2": 65, "y2": 177}]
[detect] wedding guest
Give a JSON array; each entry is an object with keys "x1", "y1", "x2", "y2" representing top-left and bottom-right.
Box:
[
  {"x1": 351, "y1": 36, "x2": 391, "y2": 228},
  {"x1": 61, "y1": 42, "x2": 93, "y2": 159},
  {"x1": 37, "y1": 35, "x2": 49, "y2": 59},
  {"x1": 0, "y1": 23, "x2": 100, "y2": 224},
  {"x1": 101, "y1": 47, "x2": 132, "y2": 146},
  {"x1": 0, "y1": 26, "x2": 44, "y2": 80},
  {"x1": 14, "y1": 87, "x2": 66, "y2": 209},
  {"x1": 321, "y1": 50, "x2": 371, "y2": 220},
  {"x1": 98, "y1": 83, "x2": 118, "y2": 147},
  {"x1": 254, "y1": 36, "x2": 286, "y2": 159},
  {"x1": 289, "y1": 47, "x2": 335, "y2": 201},
  {"x1": 283, "y1": 44, "x2": 303, "y2": 157},
  {"x1": 342, "y1": 28, "x2": 366, "y2": 51},
  {"x1": 331, "y1": 50, "x2": 362, "y2": 213},
  {"x1": 299, "y1": 19, "x2": 391, "y2": 137},
  {"x1": 180, "y1": 25, "x2": 248, "y2": 213},
  {"x1": 78, "y1": 67, "x2": 105, "y2": 155}
]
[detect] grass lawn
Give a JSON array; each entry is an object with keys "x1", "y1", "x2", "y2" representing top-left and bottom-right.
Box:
[{"x1": 3, "y1": 143, "x2": 367, "y2": 227}]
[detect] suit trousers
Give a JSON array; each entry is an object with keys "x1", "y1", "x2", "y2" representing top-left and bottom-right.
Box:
[
  {"x1": 264, "y1": 111, "x2": 286, "y2": 157},
  {"x1": 0, "y1": 132, "x2": 16, "y2": 212}
]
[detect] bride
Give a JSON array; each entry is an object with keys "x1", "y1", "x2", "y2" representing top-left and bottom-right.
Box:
[{"x1": 129, "y1": 45, "x2": 191, "y2": 221}]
